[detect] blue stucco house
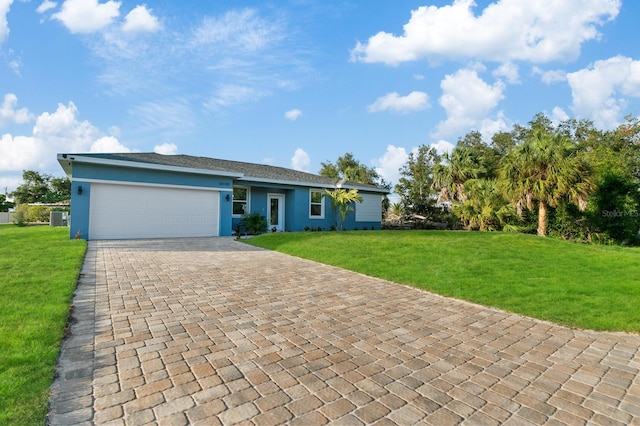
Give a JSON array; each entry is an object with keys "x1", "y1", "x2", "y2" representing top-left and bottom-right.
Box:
[{"x1": 57, "y1": 152, "x2": 389, "y2": 240}]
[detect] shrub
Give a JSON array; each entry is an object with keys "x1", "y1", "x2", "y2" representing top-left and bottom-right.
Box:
[
  {"x1": 12, "y1": 205, "x2": 69, "y2": 225},
  {"x1": 240, "y1": 212, "x2": 268, "y2": 235},
  {"x1": 12, "y1": 208, "x2": 26, "y2": 227}
]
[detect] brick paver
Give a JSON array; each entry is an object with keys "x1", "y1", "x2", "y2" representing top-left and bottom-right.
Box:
[{"x1": 48, "y1": 237, "x2": 640, "y2": 425}]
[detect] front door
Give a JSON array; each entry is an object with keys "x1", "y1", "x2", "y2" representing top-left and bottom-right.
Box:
[{"x1": 267, "y1": 193, "x2": 285, "y2": 232}]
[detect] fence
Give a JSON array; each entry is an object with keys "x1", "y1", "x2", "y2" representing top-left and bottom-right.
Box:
[{"x1": 0, "y1": 212, "x2": 14, "y2": 224}]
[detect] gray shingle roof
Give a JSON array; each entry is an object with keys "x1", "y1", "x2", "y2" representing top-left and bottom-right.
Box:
[{"x1": 67, "y1": 153, "x2": 388, "y2": 192}]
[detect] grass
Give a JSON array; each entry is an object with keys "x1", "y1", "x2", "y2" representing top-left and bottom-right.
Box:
[
  {"x1": 0, "y1": 224, "x2": 86, "y2": 426},
  {"x1": 244, "y1": 230, "x2": 640, "y2": 333}
]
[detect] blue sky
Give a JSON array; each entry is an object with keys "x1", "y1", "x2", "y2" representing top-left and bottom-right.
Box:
[{"x1": 1, "y1": 0, "x2": 639, "y2": 193}]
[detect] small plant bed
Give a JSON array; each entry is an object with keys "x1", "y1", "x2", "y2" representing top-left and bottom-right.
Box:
[
  {"x1": 244, "y1": 230, "x2": 640, "y2": 333},
  {"x1": 0, "y1": 225, "x2": 86, "y2": 425}
]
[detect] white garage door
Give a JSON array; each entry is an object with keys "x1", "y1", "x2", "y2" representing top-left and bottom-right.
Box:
[{"x1": 89, "y1": 183, "x2": 219, "y2": 239}]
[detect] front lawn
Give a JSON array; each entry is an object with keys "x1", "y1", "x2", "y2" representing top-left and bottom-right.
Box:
[
  {"x1": 244, "y1": 231, "x2": 640, "y2": 333},
  {"x1": 0, "y1": 225, "x2": 86, "y2": 425}
]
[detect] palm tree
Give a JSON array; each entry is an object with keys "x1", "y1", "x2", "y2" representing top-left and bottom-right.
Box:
[
  {"x1": 433, "y1": 146, "x2": 486, "y2": 204},
  {"x1": 454, "y1": 178, "x2": 516, "y2": 231},
  {"x1": 324, "y1": 188, "x2": 363, "y2": 230},
  {"x1": 499, "y1": 131, "x2": 593, "y2": 236},
  {"x1": 389, "y1": 202, "x2": 403, "y2": 219}
]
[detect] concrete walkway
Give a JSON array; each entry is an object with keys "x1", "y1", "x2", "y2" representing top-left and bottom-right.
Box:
[{"x1": 48, "y1": 237, "x2": 640, "y2": 425}]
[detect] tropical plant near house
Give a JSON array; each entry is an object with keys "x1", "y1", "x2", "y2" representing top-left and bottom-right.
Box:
[
  {"x1": 239, "y1": 212, "x2": 268, "y2": 235},
  {"x1": 499, "y1": 130, "x2": 593, "y2": 236},
  {"x1": 324, "y1": 188, "x2": 363, "y2": 230},
  {"x1": 453, "y1": 178, "x2": 517, "y2": 231}
]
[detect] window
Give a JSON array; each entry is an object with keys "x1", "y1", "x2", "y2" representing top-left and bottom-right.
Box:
[
  {"x1": 232, "y1": 186, "x2": 249, "y2": 216},
  {"x1": 309, "y1": 189, "x2": 324, "y2": 219}
]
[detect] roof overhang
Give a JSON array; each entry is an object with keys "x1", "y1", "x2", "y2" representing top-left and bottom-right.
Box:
[
  {"x1": 57, "y1": 154, "x2": 244, "y2": 179},
  {"x1": 237, "y1": 176, "x2": 390, "y2": 193},
  {"x1": 57, "y1": 153, "x2": 390, "y2": 194}
]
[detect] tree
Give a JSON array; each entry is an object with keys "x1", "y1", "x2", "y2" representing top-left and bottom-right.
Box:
[
  {"x1": 394, "y1": 145, "x2": 441, "y2": 216},
  {"x1": 320, "y1": 152, "x2": 390, "y2": 220},
  {"x1": 588, "y1": 174, "x2": 640, "y2": 244},
  {"x1": 319, "y1": 153, "x2": 382, "y2": 186},
  {"x1": 581, "y1": 116, "x2": 640, "y2": 243},
  {"x1": 499, "y1": 131, "x2": 593, "y2": 236},
  {"x1": 433, "y1": 146, "x2": 487, "y2": 204},
  {"x1": 0, "y1": 194, "x2": 14, "y2": 212},
  {"x1": 453, "y1": 179, "x2": 516, "y2": 231},
  {"x1": 324, "y1": 188, "x2": 363, "y2": 230},
  {"x1": 11, "y1": 171, "x2": 70, "y2": 204}
]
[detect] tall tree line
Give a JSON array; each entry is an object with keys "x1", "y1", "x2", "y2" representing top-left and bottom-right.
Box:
[{"x1": 395, "y1": 113, "x2": 640, "y2": 245}]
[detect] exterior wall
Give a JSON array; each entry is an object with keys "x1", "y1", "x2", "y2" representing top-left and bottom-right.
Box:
[
  {"x1": 231, "y1": 185, "x2": 384, "y2": 233},
  {"x1": 67, "y1": 161, "x2": 387, "y2": 238},
  {"x1": 70, "y1": 180, "x2": 91, "y2": 239},
  {"x1": 69, "y1": 162, "x2": 235, "y2": 239},
  {"x1": 232, "y1": 186, "x2": 290, "y2": 233},
  {"x1": 353, "y1": 192, "x2": 383, "y2": 230}
]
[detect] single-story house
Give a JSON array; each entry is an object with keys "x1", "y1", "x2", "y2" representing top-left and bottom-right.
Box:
[{"x1": 57, "y1": 152, "x2": 390, "y2": 240}]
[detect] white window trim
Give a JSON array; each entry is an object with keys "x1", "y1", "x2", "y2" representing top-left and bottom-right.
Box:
[
  {"x1": 232, "y1": 185, "x2": 250, "y2": 217},
  {"x1": 309, "y1": 188, "x2": 325, "y2": 219}
]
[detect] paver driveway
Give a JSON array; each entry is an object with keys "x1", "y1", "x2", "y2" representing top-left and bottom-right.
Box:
[{"x1": 49, "y1": 237, "x2": 640, "y2": 425}]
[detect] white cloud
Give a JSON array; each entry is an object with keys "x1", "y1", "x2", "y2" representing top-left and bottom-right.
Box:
[
  {"x1": 129, "y1": 100, "x2": 195, "y2": 137},
  {"x1": 8, "y1": 59, "x2": 20, "y2": 76},
  {"x1": 122, "y1": 5, "x2": 160, "y2": 33},
  {"x1": 532, "y1": 67, "x2": 567, "y2": 84},
  {"x1": 374, "y1": 145, "x2": 409, "y2": 186},
  {"x1": 434, "y1": 67, "x2": 505, "y2": 138},
  {"x1": 36, "y1": 0, "x2": 57, "y2": 14},
  {"x1": 284, "y1": 109, "x2": 302, "y2": 121},
  {"x1": 493, "y1": 62, "x2": 520, "y2": 84},
  {"x1": 291, "y1": 148, "x2": 310, "y2": 172},
  {"x1": 367, "y1": 91, "x2": 429, "y2": 113},
  {"x1": 191, "y1": 9, "x2": 282, "y2": 53},
  {"x1": 551, "y1": 106, "x2": 570, "y2": 124},
  {"x1": 0, "y1": 133, "x2": 42, "y2": 171},
  {"x1": 479, "y1": 112, "x2": 510, "y2": 141},
  {"x1": 70, "y1": 5, "x2": 304, "y2": 118},
  {"x1": 0, "y1": 101, "x2": 130, "y2": 185},
  {"x1": 375, "y1": 142, "x2": 457, "y2": 187},
  {"x1": 567, "y1": 55, "x2": 640, "y2": 129},
  {"x1": 52, "y1": 0, "x2": 121, "y2": 34},
  {"x1": 0, "y1": 175, "x2": 22, "y2": 195},
  {"x1": 431, "y1": 140, "x2": 455, "y2": 155},
  {"x1": 0, "y1": 93, "x2": 34, "y2": 125},
  {"x1": 154, "y1": 142, "x2": 178, "y2": 155},
  {"x1": 205, "y1": 85, "x2": 270, "y2": 110},
  {"x1": 90, "y1": 136, "x2": 130, "y2": 153},
  {"x1": 351, "y1": 0, "x2": 620, "y2": 65},
  {"x1": 0, "y1": 0, "x2": 11, "y2": 45}
]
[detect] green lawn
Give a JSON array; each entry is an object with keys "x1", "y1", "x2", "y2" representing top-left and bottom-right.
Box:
[
  {"x1": 244, "y1": 230, "x2": 640, "y2": 333},
  {"x1": 0, "y1": 225, "x2": 86, "y2": 426}
]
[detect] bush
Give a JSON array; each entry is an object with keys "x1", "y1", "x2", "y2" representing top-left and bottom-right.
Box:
[
  {"x1": 240, "y1": 212, "x2": 268, "y2": 235},
  {"x1": 12, "y1": 205, "x2": 68, "y2": 225},
  {"x1": 12, "y1": 208, "x2": 26, "y2": 227}
]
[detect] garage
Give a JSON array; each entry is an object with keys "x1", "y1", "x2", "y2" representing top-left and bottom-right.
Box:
[{"x1": 89, "y1": 183, "x2": 219, "y2": 239}]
